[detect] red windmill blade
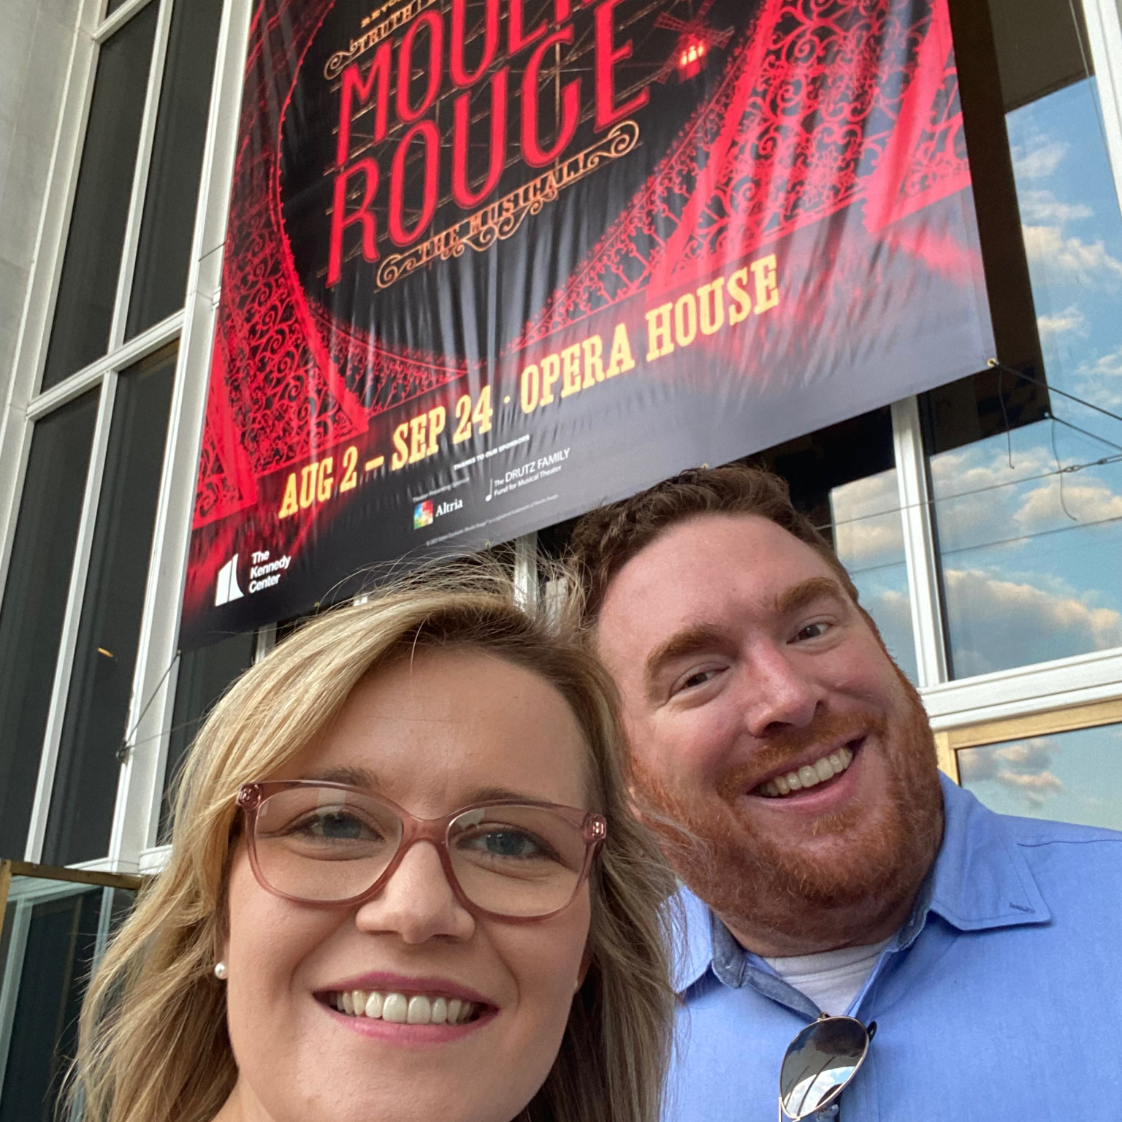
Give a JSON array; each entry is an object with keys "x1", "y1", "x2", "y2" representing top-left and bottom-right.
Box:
[{"x1": 653, "y1": 0, "x2": 735, "y2": 82}]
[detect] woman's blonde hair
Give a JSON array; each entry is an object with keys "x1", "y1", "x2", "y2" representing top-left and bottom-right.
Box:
[{"x1": 74, "y1": 567, "x2": 676, "y2": 1122}]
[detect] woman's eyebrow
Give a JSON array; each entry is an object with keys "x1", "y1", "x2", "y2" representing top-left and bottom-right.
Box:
[
  {"x1": 299, "y1": 765, "x2": 378, "y2": 787},
  {"x1": 462, "y1": 785, "x2": 544, "y2": 804}
]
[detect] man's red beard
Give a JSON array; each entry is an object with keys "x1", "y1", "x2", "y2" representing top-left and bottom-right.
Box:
[{"x1": 631, "y1": 674, "x2": 944, "y2": 949}]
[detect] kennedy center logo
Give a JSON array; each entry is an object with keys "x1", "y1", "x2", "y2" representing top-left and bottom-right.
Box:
[{"x1": 214, "y1": 554, "x2": 244, "y2": 607}]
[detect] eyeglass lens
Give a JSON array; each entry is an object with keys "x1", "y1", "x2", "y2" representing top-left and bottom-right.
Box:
[
  {"x1": 250, "y1": 786, "x2": 589, "y2": 917},
  {"x1": 779, "y1": 1016, "x2": 872, "y2": 1120}
]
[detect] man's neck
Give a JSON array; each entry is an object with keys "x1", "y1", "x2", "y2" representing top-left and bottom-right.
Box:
[{"x1": 719, "y1": 885, "x2": 921, "y2": 958}]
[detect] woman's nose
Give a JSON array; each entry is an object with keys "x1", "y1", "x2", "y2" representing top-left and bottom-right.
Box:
[{"x1": 354, "y1": 840, "x2": 476, "y2": 943}]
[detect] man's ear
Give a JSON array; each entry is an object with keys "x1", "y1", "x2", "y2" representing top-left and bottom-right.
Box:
[{"x1": 626, "y1": 782, "x2": 654, "y2": 828}]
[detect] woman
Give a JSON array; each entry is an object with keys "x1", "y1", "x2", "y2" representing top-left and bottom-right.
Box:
[{"x1": 74, "y1": 570, "x2": 676, "y2": 1122}]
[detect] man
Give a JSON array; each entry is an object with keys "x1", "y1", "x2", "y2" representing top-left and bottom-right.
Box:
[{"x1": 568, "y1": 464, "x2": 1122, "y2": 1121}]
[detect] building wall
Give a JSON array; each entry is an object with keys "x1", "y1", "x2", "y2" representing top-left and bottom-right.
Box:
[{"x1": 0, "y1": 0, "x2": 80, "y2": 406}]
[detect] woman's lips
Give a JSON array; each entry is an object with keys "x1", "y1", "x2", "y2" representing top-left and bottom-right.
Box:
[{"x1": 314, "y1": 972, "x2": 498, "y2": 1042}]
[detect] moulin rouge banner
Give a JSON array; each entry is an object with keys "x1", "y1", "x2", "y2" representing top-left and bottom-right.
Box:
[{"x1": 182, "y1": 0, "x2": 995, "y2": 645}]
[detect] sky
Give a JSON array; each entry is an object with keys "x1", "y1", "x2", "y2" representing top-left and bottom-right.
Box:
[{"x1": 829, "y1": 77, "x2": 1122, "y2": 828}]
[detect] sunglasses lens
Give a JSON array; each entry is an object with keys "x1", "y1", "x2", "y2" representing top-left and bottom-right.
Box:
[{"x1": 779, "y1": 1017, "x2": 869, "y2": 1120}]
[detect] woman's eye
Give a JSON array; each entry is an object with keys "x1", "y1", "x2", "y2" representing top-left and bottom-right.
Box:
[
  {"x1": 794, "y1": 621, "x2": 830, "y2": 642},
  {"x1": 294, "y1": 810, "x2": 373, "y2": 840},
  {"x1": 462, "y1": 829, "x2": 549, "y2": 860}
]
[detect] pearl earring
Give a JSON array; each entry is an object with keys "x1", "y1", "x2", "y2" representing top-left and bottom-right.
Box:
[{"x1": 214, "y1": 961, "x2": 228, "y2": 980}]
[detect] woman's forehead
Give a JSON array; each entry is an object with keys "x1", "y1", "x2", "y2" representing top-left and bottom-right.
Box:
[{"x1": 278, "y1": 648, "x2": 592, "y2": 810}]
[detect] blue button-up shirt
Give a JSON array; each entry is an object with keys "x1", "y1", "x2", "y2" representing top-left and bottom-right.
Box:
[{"x1": 666, "y1": 775, "x2": 1122, "y2": 1121}]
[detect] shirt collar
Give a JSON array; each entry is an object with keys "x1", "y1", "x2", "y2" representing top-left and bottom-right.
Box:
[{"x1": 670, "y1": 774, "x2": 1051, "y2": 994}]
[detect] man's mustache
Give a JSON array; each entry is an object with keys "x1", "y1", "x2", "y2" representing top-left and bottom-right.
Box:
[{"x1": 714, "y1": 710, "x2": 887, "y2": 802}]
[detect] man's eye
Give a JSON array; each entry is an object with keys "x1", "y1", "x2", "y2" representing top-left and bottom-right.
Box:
[
  {"x1": 677, "y1": 668, "x2": 721, "y2": 692},
  {"x1": 793, "y1": 621, "x2": 830, "y2": 642}
]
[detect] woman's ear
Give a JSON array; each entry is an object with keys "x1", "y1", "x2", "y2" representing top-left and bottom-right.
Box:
[{"x1": 577, "y1": 943, "x2": 593, "y2": 989}]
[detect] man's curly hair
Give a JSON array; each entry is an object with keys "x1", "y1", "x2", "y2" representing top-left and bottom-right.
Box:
[{"x1": 566, "y1": 464, "x2": 861, "y2": 627}]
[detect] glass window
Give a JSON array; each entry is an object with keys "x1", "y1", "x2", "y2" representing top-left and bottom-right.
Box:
[
  {"x1": 0, "y1": 392, "x2": 99, "y2": 861},
  {"x1": 44, "y1": 345, "x2": 176, "y2": 866},
  {"x1": 0, "y1": 880, "x2": 135, "y2": 1121},
  {"x1": 752, "y1": 409, "x2": 918, "y2": 684},
  {"x1": 924, "y1": 1, "x2": 1122, "y2": 679},
  {"x1": 0, "y1": 886, "x2": 101, "y2": 1121},
  {"x1": 41, "y1": 3, "x2": 158, "y2": 389},
  {"x1": 126, "y1": 0, "x2": 225, "y2": 338},
  {"x1": 958, "y1": 721, "x2": 1122, "y2": 830},
  {"x1": 160, "y1": 630, "x2": 255, "y2": 839},
  {"x1": 535, "y1": 410, "x2": 915, "y2": 680}
]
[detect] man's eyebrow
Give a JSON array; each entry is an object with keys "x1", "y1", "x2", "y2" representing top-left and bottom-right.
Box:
[
  {"x1": 774, "y1": 576, "x2": 849, "y2": 617},
  {"x1": 644, "y1": 624, "x2": 728, "y2": 689}
]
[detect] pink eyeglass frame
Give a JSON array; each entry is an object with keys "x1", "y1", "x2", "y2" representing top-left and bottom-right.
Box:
[{"x1": 236, "y1": 780, "x2": 608, "y2": 924}]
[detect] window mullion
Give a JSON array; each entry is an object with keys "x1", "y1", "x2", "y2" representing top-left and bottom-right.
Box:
[
  {"x1": 1081, "y1": 0, "x2": 1122, "y2": 219},
  {"x1": 514, "y1": 532, "x2": 540, "y2": 608},
  {"x1": 891, "y1": 396, "x2": 949, "y2": 689},
  {"x1": 113, "y1": 0, "x2": 255, "y2": 862},
  {"x1": 93, "y1": 0, "x2": 156, "y2": 43},
  {"x1": 106, "y1": 0, "x2": 175, "y2": 354},
  {"x1": 23, "y1": 372, "x2": 118, "y2": 864}
]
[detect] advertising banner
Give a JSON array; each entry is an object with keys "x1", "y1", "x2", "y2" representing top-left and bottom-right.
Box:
[{"x1": 182, "y1": 0, "x2": 995, "y2": 646}]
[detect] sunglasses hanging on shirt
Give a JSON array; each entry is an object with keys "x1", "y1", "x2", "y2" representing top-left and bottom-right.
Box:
[{"x1": 778, "y1": 1013, "x2": 876, "y2": 1121}]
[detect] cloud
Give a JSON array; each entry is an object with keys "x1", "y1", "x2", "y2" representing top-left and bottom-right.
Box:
[
  {"x1": 1021, "y1": 225, "x2": 1122, "y2": 283},
  {"x1": 1013, "y1": 479, "x2": 1122, "y2": 532},
  {"x1": 830, "y1": 470, "x2": 905, "y2": 569},
  {"x1": 1079, "y1": 347, "x2": 1122, "y2": 379},
  {"x1": 958, "y1": 736, "x2": 1063, "y2": 808},
  {"x1": 1074, "y1": 346, "x2": 1122, "y2": 409},
  {"x1": 1018, "y1": 189, "x2": 1093, "y2": 225},
  {"x1": 1037, "y1": 304, "x2": 1089, "y2": 341},
  {"x1": 1012, "y1": 139, "x2": 1067, "y2": 181},
  {"x1": 944, "y1": 567, "x2": 1122, "y2": 675},
  {"x1": 927, "y1": 444, "x2": 1056, "y2": 550}
]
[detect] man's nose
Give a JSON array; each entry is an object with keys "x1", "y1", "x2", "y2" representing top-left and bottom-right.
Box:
[
  {"x1": 354, "y1": 840, "x2": 475, "y2": 944},
  {"x1": 741, "y1": 642, "x2": 822, "y2": 737}
]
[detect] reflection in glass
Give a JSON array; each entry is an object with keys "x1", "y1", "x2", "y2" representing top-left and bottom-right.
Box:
[
  {"x1": 830, "y1": 468, "x2": 916, "y2": 684},
  {"x1": 126, "y1": 0, "x2": 225, "y2": 338},
  {"x1": 928, "y1": 77, "x2": 1122, "y2": 678},
  {"x1": 44, "y1": 346, "x2": 177, "y2": 866},
  {"x1": 41, "y1": 4, "x2": 158, "y2": 388},
  {"x1": 161, "y1": 631, "x2": 256, "y2": 840},
  {"x1": 0, "y1": 880, "x2": 134, "y2": 1120},
  {"x1": 958, "y1": 721, "x2": 1122, "y2": 830},
  {"x1": 0, "y1": 392, "x2": 99, "y2": 861},
  {"x1": 779, "y1": 1015, "x2": 872, "y2": 1120},
  {"x1": 752, "y1": 408, "x2": 916, "y2": 684}
]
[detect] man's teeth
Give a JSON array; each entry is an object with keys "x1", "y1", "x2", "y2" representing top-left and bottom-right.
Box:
[
  {"x1": 757, "y1": 745, "x2": 854, "y2": 798},
  {"x1": 331, "y1": 989, "x2": 477, "y2": 1025}
]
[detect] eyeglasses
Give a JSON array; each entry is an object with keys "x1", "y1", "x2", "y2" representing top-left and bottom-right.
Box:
[
  {"x1": 236, "y1": 781, "x2": 607, "y2": 923},
  {"x1": 778, "y1": 1013, "x2": 877, "y2": 1121}
]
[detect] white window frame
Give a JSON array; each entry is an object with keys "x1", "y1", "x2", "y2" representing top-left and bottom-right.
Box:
[
  {"x1": 0, "y1": 0, "x2": 1120, "y2": 883},
  {"x1": 0, "y1": 0, "x2": 253, "y2": 872}
]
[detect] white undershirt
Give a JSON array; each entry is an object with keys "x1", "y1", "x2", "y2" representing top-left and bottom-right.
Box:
[{"x1": 763, "y1": 936, "x2": 894, "y2": 1015}]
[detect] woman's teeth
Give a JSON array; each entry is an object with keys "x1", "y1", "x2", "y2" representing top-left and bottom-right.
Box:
[
  {"x1": 331, "y1": 990, "x2": 478, "y2": 1025},
  {"x1": 756, "y1": 745, "x2": 854, "y2": 798}
]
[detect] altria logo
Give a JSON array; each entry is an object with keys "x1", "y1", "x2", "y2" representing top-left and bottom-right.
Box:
[{"x1": 215, "y1": 550, "x2": 292, "y2": 607}]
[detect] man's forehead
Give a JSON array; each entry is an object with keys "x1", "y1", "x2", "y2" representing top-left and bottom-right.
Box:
[{"x1": 597, "y1": 513, "x2": 838, "y2": 654}]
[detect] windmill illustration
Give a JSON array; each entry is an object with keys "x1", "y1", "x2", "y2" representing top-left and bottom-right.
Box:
[{"x1": 653, "y1": 0, "x2": 735, "y2": 82}]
